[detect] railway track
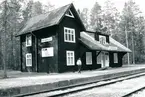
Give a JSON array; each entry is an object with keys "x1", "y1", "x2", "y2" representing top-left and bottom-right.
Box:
[
  {"x1": 14, "y1": 72, "x2": 145, "y2": 97},
  {"x1": 122, "y1": 87, "x2": 145, "y2": 97}
]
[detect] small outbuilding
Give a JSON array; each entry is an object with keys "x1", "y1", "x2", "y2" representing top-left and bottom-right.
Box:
[{"x1": 16, "y1": 3, "x2": 131, "y2": 73}]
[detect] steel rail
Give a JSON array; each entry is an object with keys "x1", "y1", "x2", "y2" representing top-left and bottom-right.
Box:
[{"x1": 15, "y1": 72, "x2": 145, "y2": 97}]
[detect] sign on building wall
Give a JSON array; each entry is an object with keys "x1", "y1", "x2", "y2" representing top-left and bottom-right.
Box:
[
  {"x1": 41, "y1": 37, "x2": 53, "y2": 43},
  {"x1": 108, "y1": 46, "x2": 118, "y2": 50},
  {"x1": 41, "y1": 47, "x2": 54, "y2": 57}
]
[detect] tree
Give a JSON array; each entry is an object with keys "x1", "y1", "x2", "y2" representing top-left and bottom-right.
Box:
[
  {"x1": 0, "y1": 0, "x2": 23, "y2": 77},
  {"x1": 79, "y1": 8, "x2": 89, "y2": 29},
  {"x1": 43, "y1": 2, "x2": 54, "y2": 13},
  {"x1": 119, "y1": 0, "x2": 142, "y2": 64},
  {"x1": 102, "y1": 0, "x2": 120, "y2": 35},
  {"x1": 0, "y1": 0, "x2": 9, "y2": 78},
  {"x1": 90, "y1": 2, "x2": 103, "y2": 31},
  {"x1": 22, "y1": 0, "x2": 34, "y2": 23},
  {"x1": 31, "y1": 1, "x2": 43, "y2": 17}
]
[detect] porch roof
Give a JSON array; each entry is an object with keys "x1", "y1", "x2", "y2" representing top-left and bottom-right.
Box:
[{"x1": 80, "y1": 31, "x2": 131, "y2": 53}]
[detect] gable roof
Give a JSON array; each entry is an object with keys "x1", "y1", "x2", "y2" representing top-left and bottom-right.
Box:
[
  {"x1": 80, "y1": 31, "x2": 131, "y2": 53},
  {"x1": 16, "y1": 3, "x2": 85, "y2": 36}
]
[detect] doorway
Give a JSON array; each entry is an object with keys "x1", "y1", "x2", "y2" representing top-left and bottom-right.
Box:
[{"x1": 101, "y1": 52, "x2": 109, "y2": 68}]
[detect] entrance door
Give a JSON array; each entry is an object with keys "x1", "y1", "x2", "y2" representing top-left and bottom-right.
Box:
[
  {"x1": 101, "y1": 52, "x2": 109, "y2": 68},
  {"x1": 105, "y1": 52, "x2": 109, "y2": 67},
  {"x1": 37, "y1": 39, "x2": 49, "y2": 73},
  {"x1": 101, "y1": 52, "x2": 105, "y2": 68}
]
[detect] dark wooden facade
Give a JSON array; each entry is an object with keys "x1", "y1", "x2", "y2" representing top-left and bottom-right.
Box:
[{"x1": 18, "y1": 4, "x2": 131, "y2": 73}]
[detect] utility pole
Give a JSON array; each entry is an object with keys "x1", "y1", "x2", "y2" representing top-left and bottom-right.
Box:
[
  {"x1": 132, "y1": 32, "x2": 135, "y2": 64},
  {"x1": 125, "y1": 26, "x2": 130, "y2": 65}
]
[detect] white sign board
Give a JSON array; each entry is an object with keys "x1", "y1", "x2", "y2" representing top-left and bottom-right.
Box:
[
  {"x1": 41, "y1": 37, "x2": 52, "y2": 43},
  {"x1": 41, "y1": 47, "x2": 54, "y2": 57},
  {"x1": 108, "y1": 46, "x2": 118, "y2": 50}
]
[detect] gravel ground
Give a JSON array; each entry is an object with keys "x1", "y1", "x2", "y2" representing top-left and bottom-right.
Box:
[
  {"x1": 64, "y1": 75, "x2": 145, "y2": 97},
  {"x1": 130, "y1": 89, "x2": 145, "y2": 97}
]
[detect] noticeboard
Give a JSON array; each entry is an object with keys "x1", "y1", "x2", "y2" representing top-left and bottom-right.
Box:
[{"x1": 41, "y1": 47, "x2": 54, "y2": 57}]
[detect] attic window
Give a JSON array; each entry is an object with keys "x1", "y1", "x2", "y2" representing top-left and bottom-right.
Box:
[{"x1": 65, "y1": 9, "x2": 74, "y2": 18}]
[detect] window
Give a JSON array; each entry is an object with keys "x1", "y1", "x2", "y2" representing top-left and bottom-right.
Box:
[
  {"x1": 65, "y1": 9, "x2": 74, "y2": 18},
  {"x1": 26, "y1": 34, "x2": 32, "y2": 47},
  {"x1": 86, "y1": 52, "x2": 92, "y2": 65},
  {"x1": 114, "y1": 53, "x2": 118, "y2": 63},
  {"x1": 64, "y1": 27, "x2": 75, "y2": 43},
  {"x1": 26, "y1": 53, "x2": 32, "y2": 67},
  {"x1": 99, "y1": 36, "x2": 106, "y2": 45},
  {"x1": 66, "y1": 51, "x2": 75, "y2": 66},
  {"x1": 97, "y1": 53, "x2": 101, "y2": 64}
]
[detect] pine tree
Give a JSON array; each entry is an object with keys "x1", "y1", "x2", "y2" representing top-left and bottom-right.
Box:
[
  {"x1": 102, "y1": 0, "x2": 120, "y2": 35},
  {"x1": 119, "y1": 0, "x2": 142, "y2": 64},
  {"x1": 90, "y1": 2, "x2": 103, "y2": 31},
  {"x1": 79, "y1": 8, "x2": 89, "y2": 29}
]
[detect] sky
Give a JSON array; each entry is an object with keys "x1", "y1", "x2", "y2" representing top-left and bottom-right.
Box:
[{"x1": 33, "y1": 0, "x2": 145, "y2": 16}]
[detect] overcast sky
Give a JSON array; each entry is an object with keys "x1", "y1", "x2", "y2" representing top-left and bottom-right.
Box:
[{"x1": 33, "y1": 0, "x2": 145, "y2": 16}]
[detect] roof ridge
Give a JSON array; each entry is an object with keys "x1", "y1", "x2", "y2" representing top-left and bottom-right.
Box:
[
  {"x1": 31, "y1": 3, "x2": 72, "y2": 18},
  {"x1": 16, "y1": 3, "x2": 73, "y2": 36}
]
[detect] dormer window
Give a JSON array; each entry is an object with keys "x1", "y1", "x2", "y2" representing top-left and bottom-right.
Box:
[
  {"x1": 65, "y1": 9, "x2": 74, "y2": 18},
  {"x1": 26, "y1": 34, "x2": 32, "y2": 47},
  {"x1": 99, "y1": 35, "x2": 106, "y2": 45}
]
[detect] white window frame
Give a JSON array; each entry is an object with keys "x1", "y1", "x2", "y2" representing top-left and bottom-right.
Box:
[
  {"x1": 97, "y1": 53, "x2": 102, "y2": 64},
  {"x1": 65, "y1": 9, "x2": 74, "y2": 18},
  {"x1": 26, "y1": 34, "x2": 32, "y2": 47},
  {"x1": 64, "y1": 27, "x2": 76, "y2": 43},
  {"x1": 86, "y1": 52, "x2": 92, "y2": 65},
  {"x1": 26, "y1": 53, "x2": 32, "y2": 67},
  {"x1": 114, "y1": 53, "x2": 118, "y2": 63},
  {"x1": 66, "y1": 51, "x2": 75, "y2": 66},
  {"x1": 99, "y1": 35, "x2": 106, "y2": 45}
]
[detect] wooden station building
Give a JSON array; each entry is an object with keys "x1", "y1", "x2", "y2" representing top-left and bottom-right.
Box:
[{"x1": 16, "y1": 4, "x2": 131, "y2": 73}]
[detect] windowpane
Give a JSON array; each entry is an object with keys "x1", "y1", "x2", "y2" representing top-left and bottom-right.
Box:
[
  {"x1": 114, "y1": 53, "x2": 118, "y2": 63},
  {"x1": 86, "y1": 52, "x2": 92, "y2": 65},
  {"x1": 26, "y1": 35, "x2": 32, "y2": 47},
  {"x1": 71, "y1": 57, "x2": 73, "y2": 64},
  {"x1": 66, "y1": 51, "x2": 75, "y2": 66},
  {"x1": 64, "y1": 27, "x2": 75, "y2": 43},
  {"x1": 71, "y1": 34, "x2": 74, "y2": 41},
  {"x1": 68, "y1": 57, "x2": 70, "y2": 64},
  {"x1": 68, "y1": 34, "x2": 71, "y2": 41},
  {"x1": 26, "y1": 53, "x2": 32, "y2": 67}
]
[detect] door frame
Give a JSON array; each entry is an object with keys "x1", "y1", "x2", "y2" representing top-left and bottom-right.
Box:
[{"x1": 101, "y1": 52, "x2": 109, "y2": 68}]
